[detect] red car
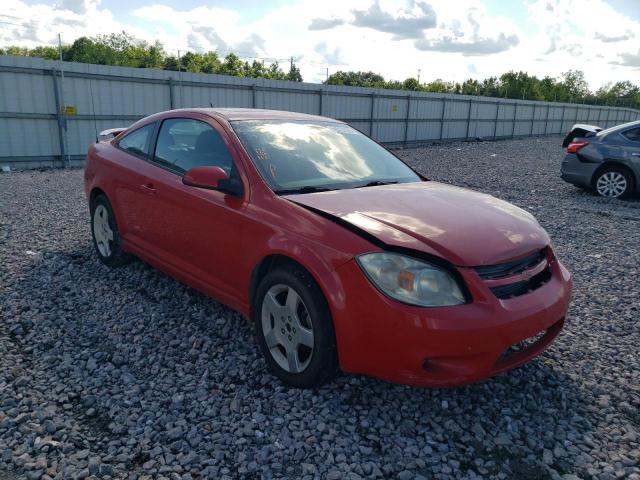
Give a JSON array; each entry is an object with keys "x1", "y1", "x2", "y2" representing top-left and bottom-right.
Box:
[{"x1": 84, "y1": 108, "x2": 572, "y2": 388}]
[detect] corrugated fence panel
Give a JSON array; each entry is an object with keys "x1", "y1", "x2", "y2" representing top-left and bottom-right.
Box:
[
  {"x1": 2, "y1": 118, "x2": 59, "y2": 157},
  {"x1": 1, "y1": 55, "x2": 639, "y2": 168}
]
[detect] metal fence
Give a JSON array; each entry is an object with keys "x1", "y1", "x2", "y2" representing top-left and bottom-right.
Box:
[{"x1": 1, "y1": 55, "x2": 639, "y2": 169}]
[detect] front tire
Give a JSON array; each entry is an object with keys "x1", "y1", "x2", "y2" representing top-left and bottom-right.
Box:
[
  {"x1": 594, "y1": 166, "x2": 634, "y2": 199},
  {"x1": 253, "y1": 264, "x2": 338, "y2": 388},
  {"x1": 90, "y1": 195, "x2": 131, "y2": 267}
]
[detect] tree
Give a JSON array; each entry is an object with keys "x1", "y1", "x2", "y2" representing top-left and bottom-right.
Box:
[
  {"x1": 402, "y1": 77, "x2": 420, "y2": 91},
  {"x1": 559, "y1": 70, "x2": 589, "y2": 102},
  {"x1": 325, "y1": 71, "x2": 386, "y2": 88},
  {"x1": 287, "y1": 63, "x2": 303, "y2": 82}
]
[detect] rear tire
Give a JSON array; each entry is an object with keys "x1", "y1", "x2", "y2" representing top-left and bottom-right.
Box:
[
  {"x1": 593, "y1": 166, "x2": 635, "y2": 199},
  {"x1": 253, "y1": 263, "x2": 339, "y2": 388},
  {"x1": 90, "y1": 194, "x2": 132, "y2": 267}
]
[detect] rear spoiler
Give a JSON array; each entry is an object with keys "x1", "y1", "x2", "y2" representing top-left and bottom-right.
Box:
[
  {"x1": 562, "y1": 124, "x2": 602, "y2": 148},
  {"x1": 98, "y1": 127, "x2": 127, "y2": 142}
]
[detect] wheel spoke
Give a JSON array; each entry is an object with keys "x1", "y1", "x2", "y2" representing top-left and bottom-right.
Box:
[
  {"x1": 263, "y1": 292, "x2": 281, "y2": 317},
  {"x1": 296, "y1": 326, "x2": 314, "y2": 348},
  {"x1": 286, "y1": 347, "x2": 300, "y2": 373},
  {"x1": 285, "y1": 287, "x2": 300, "y2": 312}
]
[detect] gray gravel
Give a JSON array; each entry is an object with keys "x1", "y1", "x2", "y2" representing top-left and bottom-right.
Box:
[{"x1": 1, "y1": 135, "x2": 639, "y2": 480}]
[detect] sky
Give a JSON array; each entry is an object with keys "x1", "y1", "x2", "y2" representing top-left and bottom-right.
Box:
[{"x1": 1, "y1": 0, "x2": 639, "y2": 88}]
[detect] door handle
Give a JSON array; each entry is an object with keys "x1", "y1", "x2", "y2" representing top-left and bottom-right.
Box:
[{"x1": 140, "y1": 183, "x2": 157, "y2": 194}]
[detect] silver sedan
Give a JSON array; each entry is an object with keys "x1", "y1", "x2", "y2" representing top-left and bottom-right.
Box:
[{"x1": 561, "y1": 120, "x2": 640, "y2": 198}]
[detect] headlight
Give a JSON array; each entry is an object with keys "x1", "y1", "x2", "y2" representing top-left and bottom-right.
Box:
[{"x1": 356, "y1": 252, "x2": 466, "y2": 307}]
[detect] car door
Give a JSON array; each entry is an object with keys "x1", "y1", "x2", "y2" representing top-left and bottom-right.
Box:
[
  {"x1": 109, "y1": 121, "x2": 158, "y2": 242},
  {"x1": 134, "y1": 114, "x2": 248, "y2": 303},
  {"x1": 621, "y1": 127, "x2": 640, "y2": 174}
]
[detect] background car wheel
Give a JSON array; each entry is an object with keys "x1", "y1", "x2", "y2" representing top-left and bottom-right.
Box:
[
  {"x1": 90, "y1": 195, "x2": 131, "y2": 267},
  {"x1": 253, "y1": 263, "x2": 338, "y2": 388},
  {"x1": 594, "y1": 166, "x2": 635, "y2": 199}
]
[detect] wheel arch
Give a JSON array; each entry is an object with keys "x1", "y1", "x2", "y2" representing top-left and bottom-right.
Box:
[
  {"x1": 89, "y1": 186, "x2": 107, "y2": 206},
  {"x1": 248, "y1": 252, "x2": 347, "y2": 321},
  {"x1": 250, "y1": 254, "x2": 316, "y2": 315}
]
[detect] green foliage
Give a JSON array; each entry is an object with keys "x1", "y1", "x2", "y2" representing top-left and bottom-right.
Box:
[
  {"x1": 325, "y1": 69, "x2": 640, "y2": 109},
  {"x1": 1, "y1": 32, "x2": 299, "y2": 82},
  {"x1": 325, "y1": 71, "x2": 386, "y2": 88}
]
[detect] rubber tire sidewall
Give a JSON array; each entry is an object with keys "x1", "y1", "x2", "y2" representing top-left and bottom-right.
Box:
[
  {"x1": 253, "y1": 265, "x2": 339, "y2": 389},
  {"x1": 594, "y1": 166, "x2": 635, "y2": 199},
  {"x1": 90, "y1": 195, "x2": 131, "y2": 267}
]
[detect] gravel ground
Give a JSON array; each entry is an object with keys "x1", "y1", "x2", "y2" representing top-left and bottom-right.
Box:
[{"x1": 1, "y1": 135, "x2": 639, "y2": 480}]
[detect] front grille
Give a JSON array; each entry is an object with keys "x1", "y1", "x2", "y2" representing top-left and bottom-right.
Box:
[
  {"x1": 474, "y1": 248, "x2": 552, "y2": 299},
  {"x1": 489, "y1": 268, "x2": 551, "y2": 299},
  {"x1": 475, "y1": 249, "x2": 546, "y2": 280}
]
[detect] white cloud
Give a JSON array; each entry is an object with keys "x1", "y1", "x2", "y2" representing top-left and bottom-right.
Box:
[{"x1": 351, "y1": 0, "x2": 437, "y2": 40}]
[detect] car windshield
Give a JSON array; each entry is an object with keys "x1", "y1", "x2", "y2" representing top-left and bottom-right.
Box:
[{"x1": 231, "y1": 120, "x2": 421, "y2": 194}]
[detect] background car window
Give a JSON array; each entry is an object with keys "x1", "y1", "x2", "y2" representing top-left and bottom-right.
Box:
[
  {"x1": 154, "y1": 118, "x2": 234, "y2": 174},
  {"x1": 118, "y1": 123, "x2": 155, "y2": 158},
  {"x1": 622, "y1": 128, "x2": 640, "y2": 142}
]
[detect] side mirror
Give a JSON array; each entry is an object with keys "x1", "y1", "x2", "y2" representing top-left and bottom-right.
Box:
[{"x1": 182, "y1": 166, "x2": 242, "y2": 196}]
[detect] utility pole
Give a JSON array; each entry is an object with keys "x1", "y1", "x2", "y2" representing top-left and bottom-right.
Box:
[
  {"x1": 326, "y1": 67, "x2": 329, "y2": 81},
  {"x1": 417, "y1": 69, "x2": 421, "y2": 84},
  {"x1": 57, "y1": 33, "x2": 70, "y2": 168}
]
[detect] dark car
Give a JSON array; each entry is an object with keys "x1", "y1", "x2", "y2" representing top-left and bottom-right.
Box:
[{"x1": 561, "y1": 120, "x2": 640, "y2": 198}]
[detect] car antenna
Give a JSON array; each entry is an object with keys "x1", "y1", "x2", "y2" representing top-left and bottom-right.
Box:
[{"x1": 88, "y1": 78, "x2": 99, "y2": 143}]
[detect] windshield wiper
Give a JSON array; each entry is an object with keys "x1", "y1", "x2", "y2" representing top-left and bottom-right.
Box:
[
  {"x1": 275, "y1": 185, "x2": 336, "y2": 195},
  {"x1": 356, "y1": 180, "x2": 399, "y2": 188}
]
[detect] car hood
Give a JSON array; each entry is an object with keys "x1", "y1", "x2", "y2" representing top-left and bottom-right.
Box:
[{"x1": 287, "y1": 181, "x2": 549, "y2": 267}]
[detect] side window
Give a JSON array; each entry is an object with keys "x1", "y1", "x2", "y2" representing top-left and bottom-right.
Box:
[
  {"x1": 153, "y1": 118, "x2": 234, "y2": 174},
  {"x1": 622, "y1": 128, "x2": 640, "y2": 142},
  {"x1": 117, "y1": 123, "x2": 155, "y2": 158}
]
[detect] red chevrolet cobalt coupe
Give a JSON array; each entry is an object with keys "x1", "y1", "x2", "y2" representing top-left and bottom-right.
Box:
[{"x1": 84, "y1": 108, "x2": 572, "y2": 388}]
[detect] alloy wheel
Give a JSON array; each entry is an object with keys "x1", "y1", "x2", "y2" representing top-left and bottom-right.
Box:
[
  {"x1": 261, "y1": 284, "x2": 314, "y2": 374},
  {"x1": 93, "y1": 204, "x2": 114, "y2": 257},
  {"x1": 596, "y1": 171, "x2": 627, "y2": 198}
]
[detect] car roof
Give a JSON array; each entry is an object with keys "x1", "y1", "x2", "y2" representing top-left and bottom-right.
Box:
[
  {"x1": 183, "y1": 108, "x2": 342, "y2": 123},
  {"x1": 597, "y1": 119, "x2": 640, "y2": 137}
]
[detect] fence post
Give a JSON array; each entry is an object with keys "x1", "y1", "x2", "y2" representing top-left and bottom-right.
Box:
[
  {"x1": 251, "y1": 85, "x2": 257, "y2": 108},
  {"x1": 465, "y1": 98, "x2": 472, "y2": 139},
  {"x1": 318, "y1": 89, "x2": 323, "y2": 116},
  {"x1": 544, "y1": 104, "x2": 550, "y2": 135},
  {"x1": 493, "y1": 101, "x2": 500, "y2": 139},
  {"x1": 530, "y1": 104, "x2": 536, "y2": 136},
  {"x1": 511, "y1": 103, "x2": 517, "y2": 138},
  {"x1": 606, "y1": 107, "x2": 611, "y2": 127},
  {"x1": 439, "y1": 98, "x2": 446, "y2": 140},
  {"x1": 168, "y1": 77, "x2": 174, "y2": 109},
  {"x1": 561, "y1": 105, "x2": 566, "y2": 133},
  {"x1": 51, "y1": 68, "x2": 67, "y2": 167},
  {"x1": 404, "y1": 95, "x2": 411, "y2": 146},
  {"x1": 369, "y1": 93, "x2": 376, "y2": 138}
]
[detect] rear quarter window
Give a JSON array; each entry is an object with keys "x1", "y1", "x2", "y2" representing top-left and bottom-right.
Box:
[
  {"x1": 117, "y1": 123, "x2": 156, "y2": 158},
  {"x1": 622, "y1": 128, "x2": 640, "y2": 142}
]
